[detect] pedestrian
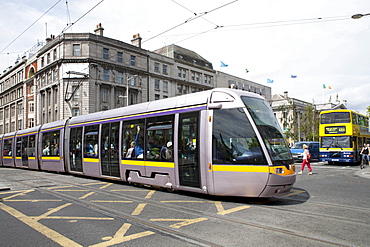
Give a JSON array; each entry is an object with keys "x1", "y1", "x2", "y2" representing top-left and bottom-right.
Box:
[
  {"x1": 298, "y1": 144, "x2": 313, "y2": 175},
  {"x1": 360, "y1": 143, "x2": 369, "y2": 169}
]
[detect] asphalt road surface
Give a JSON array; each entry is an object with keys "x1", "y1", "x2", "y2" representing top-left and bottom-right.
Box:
[{"x1": 0, "y1": 162, "x2": 369, "y2": 247}]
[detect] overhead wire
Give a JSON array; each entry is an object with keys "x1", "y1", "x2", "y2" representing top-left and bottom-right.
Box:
[
  {"x1": 142, "y1": 0, "x2": 237, "y2": 44},
  {"x1": 0, "y1": 0, "x2": 62, "y2": 54},
  {"x1": 59, "y1": 0, "x2": 105, "y2": 35},
  {"x1": 167, "y1": 15, "x2": 353, "y2": 44}
]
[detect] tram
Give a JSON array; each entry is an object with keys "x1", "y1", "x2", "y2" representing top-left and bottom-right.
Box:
[{"x1": 0, "y1": 88, "x2": 296, "y2": 197}]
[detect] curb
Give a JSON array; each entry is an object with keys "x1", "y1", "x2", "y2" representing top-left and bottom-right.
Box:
[{"x1": 0, "y1": 183, "x2": 10, "y2": 191}]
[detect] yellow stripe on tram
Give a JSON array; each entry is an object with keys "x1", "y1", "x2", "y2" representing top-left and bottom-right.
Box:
[
  {"x1": 83, "y1": 158, "x2": 100, "y2": 163},
  {"x1": 41, "y1": 156, "x2": 61, "y2": 161},
  {"x1": 211, "y1": 165, "x2": 269, "y2": 173},
  {"x1": 121, "y1": 159, "x2": 175, "y2": 169}
]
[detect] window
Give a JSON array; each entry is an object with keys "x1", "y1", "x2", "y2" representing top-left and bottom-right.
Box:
[
  {"x1": 72, "y1": 108, "x2": 80, "y2": 116},
  {"x1": 162, "y1": 64, "x2": 168, "y2": 74},
  {"x1": 84, "y1": 125, "x2": 99, "y2": 158},
  {"x1": 41, "y1": 57, "x2": 44, "y2": 67},
  {"x1": 146, "y1": 115, "x2": 174, "y2": 161},
  {"x1": 117, "y1": 72, "x2": 123, "y2": 84},
  {"x1": 163, "y1": 81, "x2": 168, "y2": 92},
  {"x1": 103, "y1": 69, "x2": 109, "y2": 81},
  {"x1": 154, "y1": 79, "x2": 160, "y2": 90},
  {"x1": 130, "y1": 55, "x2": 136, "y2": 66},
  {"x1": 103, "y1": 48, "x2": 109, "y2": 59},
  {"x1": 42, "y1": 130, "x2": 60, "y2": 156},
  {"x1": 122, "y1": 120, "x2": 145, "y2": 159},
  {"x1": 47, "y1": 53, "x2": 50, "y2": 64},
  {"x1": 101, "y1": 88, "x2": 108, "y2": 103},
  {"x1": 154, "y1": 62, "x2": 159, "y2": 72},
  {"x1": 28, "y1": 118, "x2": 34, "y2": 128},
  {"x1": 155, "y1": 94, "x2": 160, "y2": 100},
  {"x1": 53, "y1": 49, "x2": 57, "y2": 60},
  {"x1": 73, "y1": 44, "x2": 81, "y2": 56},
  {"x1": 117, "y1": 52, "x2": 123, "y2": 63}
]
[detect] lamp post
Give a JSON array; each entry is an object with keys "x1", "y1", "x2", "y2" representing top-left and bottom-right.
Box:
[{"x1": 124, "y1": 75, "x2": 137, "y2": 106}]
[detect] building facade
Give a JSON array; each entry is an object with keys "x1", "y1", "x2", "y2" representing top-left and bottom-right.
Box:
[{"x1": 0, "y1": 24, "x2": 271, "y2": 134}]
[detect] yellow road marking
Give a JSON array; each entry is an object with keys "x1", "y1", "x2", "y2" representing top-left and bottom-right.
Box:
[
  {"x1": 0, "y1": 202, "x2": 82, "y2": 247},
  {"x1": 79, "y1": 192, "x2": 95, "y2": 199},
  {"x1": 214, "y1": 201, "x2": 250, "y2": 215},
  {"x1": 160, "y1": 200, "x2": 215, "y2": 203},
  {"x1": 144, "y1": 190, "x2": 155, "y2": 199},
  {"x1": 52, "y1": 190, "x2": 90, "y2": 192},
  {"x1": 131, "y1": 203, "x2": 146, "y2": 215},
  {"x1": 99, "y1": 183, "x2": 112, "y2": 189},
  {"x1": 150, "y1": 217, "x2": 208, "y2": 229},
  {"x1": 83, "y1": 182, "x2": 108, "y2": 186},
  {"x1": 91, "y1": 200, "x2": 133, "y2": 203},
  {"x1": 48, "y1": 185, "x2": 74, "y2": 190},
  {"x1": 5, "y1": 199, "x2": 62, "y2": 202},
  {"x1": 0, "y1": 189, "x2": 34, "y2": 195},
  {"x1": 90, "y1": 223, "x2": 154, "y2": 247},
  {"x1": 40, "y1": 216, "x2": 114, "y2": 220},
  {"x1": 110, "y1": 189, "x2": 145, "y2": 192}
]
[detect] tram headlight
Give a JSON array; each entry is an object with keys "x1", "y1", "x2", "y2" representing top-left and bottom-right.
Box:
[{"x1": 275, "y1": 168, "x2": 284, "y2": 174}]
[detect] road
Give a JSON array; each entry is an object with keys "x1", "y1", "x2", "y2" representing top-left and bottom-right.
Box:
[{"x1": 0, "y1": 162, "x2": 369, "y2": 247}]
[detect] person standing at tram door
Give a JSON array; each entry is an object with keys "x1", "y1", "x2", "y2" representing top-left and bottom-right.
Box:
[{"x1": 298, "y1": 144, "x2": 313, "y2": 175}]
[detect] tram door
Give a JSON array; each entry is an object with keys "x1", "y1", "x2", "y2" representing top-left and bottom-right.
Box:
[
  {"x1": 101, "y1": 122, "x2": 120, "y2": 177},
  {"x1": 178, "y1": 112, "x2": 200, "y2": 188},
  {"x1": 21, "y1": 137, "x2": 29, "y2": 167},
  {"x1": 70, "y1": 127, "x2": 83, "y2": 172}
]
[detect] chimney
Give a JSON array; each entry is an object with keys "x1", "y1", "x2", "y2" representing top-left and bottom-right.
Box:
[
  {"x1": 131, "y1": 33, "x2": 142, "y2": 48},
  {"x1": 94, "y1": 23, "x2": 104, "y2": 36},
  {"x1": 284, "y1": 91, "x2": 288, "y2": 99}
]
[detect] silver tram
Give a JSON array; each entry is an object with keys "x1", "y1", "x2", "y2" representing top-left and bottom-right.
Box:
[{"x1": 0, "y1": 88, "x2": 296, "y2": 197}]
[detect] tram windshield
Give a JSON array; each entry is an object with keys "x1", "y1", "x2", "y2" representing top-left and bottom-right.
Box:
[
  {"x1": 241, "y1": 97, "x2": 293, "y2": 164},
  {"x1": 321, "y1": 136, "x2": 351, "y2": 149}
]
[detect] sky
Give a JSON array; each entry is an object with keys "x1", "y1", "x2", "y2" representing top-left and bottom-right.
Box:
[{"x1": 0, "y1": 0, "x2": 369, "y2": 114}]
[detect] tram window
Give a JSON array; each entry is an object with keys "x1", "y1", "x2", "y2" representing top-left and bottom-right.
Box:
[
  {"x1": 28, "y1": 135, "x2": 36, "y2": 157},
  {"x1": 16, "y1": 137, "x2": 22, "y2": 157},
  {"x1": 84, "y1": 125, "x2": 99, "y2": 158},
  {"x1": 122, "y1": 120, "x2": 144, "y2": 159},
  {"x1": 3, "y1": 139, "x2": 12, "y2": 156},
  {"x1": 212, "y1": 108, "x2": 266, "y2": 165},
  {"x1": 146, "y1": 115, "x2": 174, "y2": 161},
  {"x1": 42, "y1": 130, "x2": 60, "y2": 156}
]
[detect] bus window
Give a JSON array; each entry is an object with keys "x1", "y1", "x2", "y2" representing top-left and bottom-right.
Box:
[{"x1": 146, "y1": 115, "x2": 173, "y2": 161}]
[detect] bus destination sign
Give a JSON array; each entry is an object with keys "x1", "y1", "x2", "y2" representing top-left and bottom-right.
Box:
[{"x1": 325, "y1": 126, "x2": 346, "y2": 134}]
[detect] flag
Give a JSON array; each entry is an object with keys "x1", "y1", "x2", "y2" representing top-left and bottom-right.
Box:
[
  {"x1": 267, "y1": 79, "x2": 274, "y2": 83},
  {"x1": 323, "y1": 84, "x2": 332, "y2": 89},
  {"x1": 220, "y1": 61, "x2": 228, "y2": 67},
  {"x1": 245, "y1": 68, "x2": 249, "y2": 73},
  {"x1": 291, "y1": 75, "x2": 297, "y2": 78}
]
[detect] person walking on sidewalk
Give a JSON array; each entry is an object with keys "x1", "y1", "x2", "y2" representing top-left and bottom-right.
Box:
[{"x1": 298, "y1": 144, "x2": 313, "y2": 175}]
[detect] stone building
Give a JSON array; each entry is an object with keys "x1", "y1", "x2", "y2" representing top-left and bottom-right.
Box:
[{"x1": 0, "y1": 24, "x2": 271, "y2": 134}]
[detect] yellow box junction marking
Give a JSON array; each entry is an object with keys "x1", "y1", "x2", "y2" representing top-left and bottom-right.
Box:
[
  {"x1": 90, "y1": 223, "x2": 155, "y2": 247},
  {"x1": 150, "y1": 217, "x2": 208, "y2": 229},
  {"x1": 161, "y1": 200, "x2": 250, "y2": 215},
  {"x1": 131, "y1": 203, "x2": 147, "y2": 216},
  {"x1": 79, "y1": 192, "x2": 96, "y2": 200},
  {"x1": 144, "y1": 190, "x2": 156, "y2": 199}
]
